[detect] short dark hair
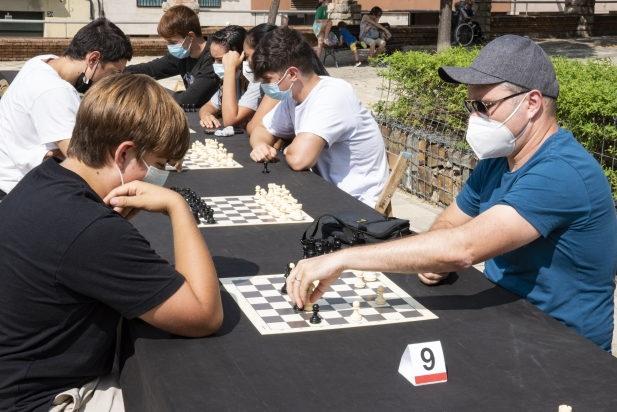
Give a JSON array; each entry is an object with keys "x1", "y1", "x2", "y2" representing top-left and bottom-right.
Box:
[
  {"x1": 62, "y1": 18, "x2": 132, "y2": 64},
  {"x1": 210, "y1": 25, "x2": 247, "y2": 54},
  {"x1": 68, "y1": 73, "x2": 190, "y2": 167},
  {"x1": 369, "y1": 6, "x2": 382, "y2": 16},
  {"x1": 158, "y1": 5, "x2": 202, "y2": 38},
  {"x1": 337, "y1": 21, "x2": 347, "y2": 28},
  {"x1": 251, "y1": 27, "x2": 315, "y2": 79},
  {"x1": 245, "y1": 23, "x2": 277, "y2": 50}
]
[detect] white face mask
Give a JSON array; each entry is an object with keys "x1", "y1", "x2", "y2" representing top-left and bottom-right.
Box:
[
  {"x1": 465, "y1": 93, "x2": 530, "y2": 160},
  {"x1": 141, "y1": 160, "x2": 169, "y2": 187},
  {"x1": 242, "y1": 61, "x2": 256, "y2": 83}
]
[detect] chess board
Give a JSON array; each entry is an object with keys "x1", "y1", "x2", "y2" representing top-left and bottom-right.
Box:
[
  {"x1": 166, "y1": 149, "x2": 243, "y2": 171},
  {"x1": 198, "y1": 196, "x2": 313, "y2": 227},
  {"x1": 220, "y1": 271, "x2": 438, "y2": 335}
]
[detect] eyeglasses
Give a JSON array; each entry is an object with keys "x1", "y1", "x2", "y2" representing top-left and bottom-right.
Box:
[{"x1": 463, "y1": 90, "x2": 528, "y2": 119}]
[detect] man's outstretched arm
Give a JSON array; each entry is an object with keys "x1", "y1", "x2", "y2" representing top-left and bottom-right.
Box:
[{"x1": 286, "y1": 204, "x2": 541, "y2": 309}]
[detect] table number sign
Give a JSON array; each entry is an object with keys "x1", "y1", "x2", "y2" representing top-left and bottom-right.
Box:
[{"x1": 398, "y1": 341, "x2": 447, "y2": 386}]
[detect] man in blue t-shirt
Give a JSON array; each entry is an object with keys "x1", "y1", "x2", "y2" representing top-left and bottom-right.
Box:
[{"x1": 284, "y1": 35, "x2": 617, "y2": 352}]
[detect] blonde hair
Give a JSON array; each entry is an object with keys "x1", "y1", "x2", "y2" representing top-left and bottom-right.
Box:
[{"x1": 67, "y1": 73, "x2": 190, "y2": 167}]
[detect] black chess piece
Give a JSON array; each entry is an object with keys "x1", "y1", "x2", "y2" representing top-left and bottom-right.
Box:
[
  {"x1": 310, "y1": 304, "x2": 321, "y2": 324},
  {"x1": 293, "y1": 303, "x2": 304, "y2": 313},
  {"x1": 302, "y1": 244, "x2": 309, "y2": 259},
  {"x1": 281, "y1": 272, "x2": 289, "y2": 295},
  {"x1": 192, "y1": 210, "x2": 201, "y2": 224},
  {"x1": 262, "y1": 161, "x2": 270, "y2": 173},
  {"x1": 316, "y1": 243, "x2": 324, "y2": 256},
  {"x1": 207, "y1": 217, "x2": 216, "y2": 224},
  {"x1": 191, "y1": 104, "x2": 196, "y2": 112},
  {"x1": 307, "y1": 238, "x2": 317, "y2": 258}
]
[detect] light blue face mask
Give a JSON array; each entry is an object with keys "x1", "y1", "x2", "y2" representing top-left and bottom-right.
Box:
[
  {"x1": 168, "y1": 36, "x2": 191, "y2": 59},
  {"x1": 213, "y1": 63, "x2": 242, "y2": 80},
  {"x1": 261, "y1": 68, "x2": 294, "y2": 101},
  {"x1": 141, "y1": 160, "x2": 169, "y2": 187}
]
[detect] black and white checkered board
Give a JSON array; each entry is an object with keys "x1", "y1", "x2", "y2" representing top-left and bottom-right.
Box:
[
  {"x1": 220, "y1": 271, "x2": 438, "y2": 334},
  {"x1": 165, "y1": 149, "x2": 243, "y2": 171},
  {"x1": 198, "y1": 196, "x2": 313, "y2": 227}
]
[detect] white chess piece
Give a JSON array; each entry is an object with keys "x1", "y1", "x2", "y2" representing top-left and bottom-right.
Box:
[
  {"x1": 226, "y1": 153, "x2": 234, "y2": 167},
  {"x1": 290, "y1": 204, "x2": 303, "y2": 221},
  {"x1": 254, "y1": 186, "x2": 261, "y2": 200},
  {"x1": 354, "y1": 272, "x2": 366, "y2": 289},
  {"x1": 558, "y1": 407, "x2": 572, "y2": 412},
  {"x1": 375, "y1": 285, "x2": 386, "y2": 305},
  {"x1": 349, "y1": 301, "x2": 363, "y2": 323},
  {"x1": 258, "y1": 189, "x2": 267, "y2": 205},
  {"x1": 364, "y1": 271, "x2": 377, "y2": 282}
]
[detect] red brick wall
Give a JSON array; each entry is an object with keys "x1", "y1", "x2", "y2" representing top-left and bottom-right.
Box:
[
  {"x1": 0, "y1": 37, "x2": 168, "y2": 61},
  {"x1": 1, "y1": 14, "x2": 617, "y2": 61}
]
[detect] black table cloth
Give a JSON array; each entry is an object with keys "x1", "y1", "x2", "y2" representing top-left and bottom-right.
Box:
[{"x1": 120, "y1": 113, "x2": 617, "y2": 412}]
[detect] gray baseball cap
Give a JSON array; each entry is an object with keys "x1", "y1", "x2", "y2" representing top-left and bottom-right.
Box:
[{"x1": 438, "y1": 35, "x2": 559, "y2": 98}]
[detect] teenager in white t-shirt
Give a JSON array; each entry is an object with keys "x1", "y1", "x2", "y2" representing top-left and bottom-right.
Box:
[
  {"x1": 0, "y1": 18, "x2": 131, "y2": 199},
  {"x1": 249, "y1": 27, "x2": 389, "y2": 207}
]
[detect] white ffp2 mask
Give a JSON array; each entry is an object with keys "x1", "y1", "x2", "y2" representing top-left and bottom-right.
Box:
[{"x1": 465, "y1": 93, "x2": 530, "y2": 160}]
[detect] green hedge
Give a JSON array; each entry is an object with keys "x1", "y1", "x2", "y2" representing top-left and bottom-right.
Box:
[{"x1": 374, "y1": 47, "x2": 617, "y2": 199}]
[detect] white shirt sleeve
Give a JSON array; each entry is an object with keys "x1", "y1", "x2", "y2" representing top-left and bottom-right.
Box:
[
  {"x1": 295, "y1": 83, "x2": 356, "y2": 146},
  {"x1": 209, "y1": 89, "x2": 222, "y2": 110},
  {"x1": 30, "y1": 87, "x2": 80, "y2": 145},
  {"x1": 262, "y1": 101, "x2": 296, "y2": 139},
  {"x1": 238, "y1": 82, "x2": 262, "y2": 111}
]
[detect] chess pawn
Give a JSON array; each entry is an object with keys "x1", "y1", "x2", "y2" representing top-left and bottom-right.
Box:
[
  {"x1": 354, "y1": 272, "x2": 366, "y2": 289},
  {"x1": 211, "y1": 156, "x2": 219, "y2": 166},
  {"x1": 349, "y1": 301, "x2": 363, "y2": 323},
  {"x1": 254, "y1": 186, "x2": 261, "y2": 200},
  {"x1": 364, "y1": 271, "x2": 377, "y2": 282},
  {"x1": 309, "y1": 304, "x2": 321, "y2": 324},
  {"x1": 258, "y1": 189, "x2": 268, "y2": 205},
  {"x1": 290, "y1": 204, "x2": 303, "y2": 221},
  {"x1": 226, "y1": 153, "x2": 234, "y2": 167},
  {"x1": 375, "y1": 285, "x2": 387, "y2": 305}
]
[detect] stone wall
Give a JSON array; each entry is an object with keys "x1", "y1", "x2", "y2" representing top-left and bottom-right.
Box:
[
  {"x1": 327, "y1": 0, "x2": 363, "y2": 25},
  {"x1": 378, "y1": 119, "x2": 477, "y2": 207}
]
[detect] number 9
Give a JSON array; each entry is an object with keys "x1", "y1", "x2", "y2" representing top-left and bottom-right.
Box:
[{"x1": 421, "y1": 348, "x2": 435, "y2": 371}]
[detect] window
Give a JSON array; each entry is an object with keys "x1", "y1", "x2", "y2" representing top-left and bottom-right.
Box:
[
  {"x1": 136, "y1": 0, "x2": 164, "y2": 6},
  {"x1": 137, "y1": 0, "x2": 221, "y2": 7}
]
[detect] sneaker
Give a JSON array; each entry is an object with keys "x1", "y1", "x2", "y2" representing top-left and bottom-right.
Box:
[
  {"x1": 360, "y1": 41, "x2": 368, "y2": 49},
  {"x1": 354, "y1": 61, "x2": 362, "y2": 67}
]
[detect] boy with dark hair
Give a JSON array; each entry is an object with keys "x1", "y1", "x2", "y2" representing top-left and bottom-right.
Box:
[
  {"x1": 337, "y1": 21, "x2": 367, "y2": 67},
  {"x1": 249, "y1": 27, "x2": 389, "y2": 207},
  {"x1": 0, "y1": 73, "x2": 223, "y2": 411},
  {"x1": 0, "y1": 18, "x2": 132, "y2": 200},
  {"x1": 125, "y1": 5, "x2": 217, "y2": 107}
]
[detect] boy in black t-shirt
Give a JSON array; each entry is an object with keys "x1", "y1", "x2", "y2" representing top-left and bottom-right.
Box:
[
  {"x1": 0, "y1": 73, "x2": 223, "y2": 412},
  {"x1": 125, "y1": 5, "x2": 217, "y2": 107}
]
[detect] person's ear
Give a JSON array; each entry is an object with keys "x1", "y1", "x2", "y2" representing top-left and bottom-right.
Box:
[
  {"x1": 114, "y1": 141, "x2": 137, "y2": 172},
  {"x1": 87, "y1": 51, "x2": 101, "y2": 69},
  {"x1": 527, "y1": 90, "x2": 544, "y2": 119},
  {"x1": 288, "y1": 67, "x2": 300, "y2": 82},
  {"x1": 187, "y1": 31, "x2": 196, "y2": 42}
]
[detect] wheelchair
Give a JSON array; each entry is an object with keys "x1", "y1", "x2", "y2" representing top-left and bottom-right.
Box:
[{"x1": 454, "y1": 21, "x2": 484, "y2": 47}]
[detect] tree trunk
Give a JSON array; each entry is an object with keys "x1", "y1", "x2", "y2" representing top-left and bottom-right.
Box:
[
  {"x1": 437, "y1": 0, "x2": 454, "y2": 52},
  {"x1": 268, "y1": 0, "x2": 281, "y2": 25}
]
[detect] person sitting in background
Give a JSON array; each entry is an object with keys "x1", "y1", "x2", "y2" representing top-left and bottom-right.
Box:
[
  {"x1": 359, "y1": 7, "x2": 390, "y2": 58},
  {"x1": 461, "y1": 0, "x2": 485, "y2": 40},
  {"x1": 198, "y1": 25, "x2": 260, "y2": 129},
  {"x1": 0, "y1": 18, "x2": 131, "y2": 201},
  {"x1": 125, "y1": 5, "x2": 217, "y2": 107},
  {"x1": 338, "y1": 21, "x2": 367, "y2": 67},
  {"x1": 313, "y1": 0, "x2": 336, "y2": 59},
  {"x1": 249, "y1": 27, "x2": 389, "y2": 207},
  {"x1": 0, "y1": 73, "x2": 223, "y2": 412}
]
